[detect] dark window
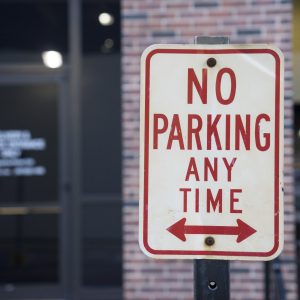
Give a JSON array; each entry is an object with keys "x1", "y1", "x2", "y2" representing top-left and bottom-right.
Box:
[
  {"x1": 81, "y1": 0, "x2": 122, "y2": 288},
  {"x1": 0, "y1": 2, "x2": 68, "y2": 63},
  {"x1": 0, "y1": 214, "x2": 59, "y2": 283},
  {"x1": 82, "y1": 202, "x2": 122, "y2": 286},
  {"x1": 82, "y1": 54, "x2": 121, "y2": 194},
  {"x1": 0, "y1": 84, "x2": 59, "y2": 284},
  {"x1": 0, "y1": 85, "x2": 58, "y2": 204}
]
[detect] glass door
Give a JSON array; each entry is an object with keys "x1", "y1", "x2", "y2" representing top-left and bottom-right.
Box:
[{"x1": 0, "y1": 67, "x2": 68, "y2": 299}]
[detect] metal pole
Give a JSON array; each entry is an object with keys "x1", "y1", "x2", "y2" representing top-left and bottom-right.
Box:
[
  {"x1": 265, "y1": 261, "x2": 270, "y2": 300},
  {"x1": 194, "y1": 260, "x2": 230, "y2": 299},
  {"x1": 194, "y1": 36, "x2": 230, "y2": 300}
]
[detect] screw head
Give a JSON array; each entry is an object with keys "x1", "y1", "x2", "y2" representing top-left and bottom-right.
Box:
[
  {"x1": 208, "y1": 281, "x2": 218, "y2": 291},
  {"x1": 207, "y1": 57, "x2": 217, "y2": 67},
  {"x1": 205, "y1": 236, "x2": 215, "y2": 246}
]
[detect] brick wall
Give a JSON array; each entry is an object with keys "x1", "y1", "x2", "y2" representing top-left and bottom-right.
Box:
[{"x1": 122, "y1": 0, "x2": 297, "y2": 299}]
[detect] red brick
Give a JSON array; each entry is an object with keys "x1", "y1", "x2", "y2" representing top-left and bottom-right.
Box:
[{"x1": 122, "y1": 0, "x2": 296, "y2": 299}]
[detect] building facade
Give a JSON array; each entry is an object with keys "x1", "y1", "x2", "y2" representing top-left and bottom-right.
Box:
[
  {"x1": 0, "y1": 0, "x2": 297, "y2": 299},
  {"x1": 122, "y1": 0, "x2": 297, "y2": 299}
]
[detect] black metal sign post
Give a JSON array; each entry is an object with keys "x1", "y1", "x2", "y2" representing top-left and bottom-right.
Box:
[
  {"x1": 193, "y1": 36, "x2": 230, "y2": 300},
  {"x1": 194, "y1": 260, "x2": 230, "y2": 299}
]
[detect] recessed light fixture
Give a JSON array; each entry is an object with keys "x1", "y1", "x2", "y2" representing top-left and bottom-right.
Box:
[
  {"x1": 42, "y1": 51, "x2": 63, "y2": 69},
  {"x1": 104, "y1": 38, "x2": 114, "y2": 49},
  {"x1": 98, "y1": 12, "x2": 114, "y2": 26},
  {"x1": 101, "y1": 38, "x2": 114, "y2": 53}
]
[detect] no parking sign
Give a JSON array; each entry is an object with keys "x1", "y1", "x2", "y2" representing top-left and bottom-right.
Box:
[{"x1": 139, "y1": 44, "x2": 284, "y2": 260}]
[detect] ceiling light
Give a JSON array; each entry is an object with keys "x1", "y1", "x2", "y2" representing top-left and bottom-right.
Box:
[
  {"x1": 42, "y1": 51, "x2": 63, "y2": 69},
  {"x1": 104, "y1": 38, "x2": 114, "y2": 49},
  {"x1": 98, "y1": 12, "x2": 114, "y2": 26}
]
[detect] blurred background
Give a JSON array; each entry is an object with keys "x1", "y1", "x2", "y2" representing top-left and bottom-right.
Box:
[
  {"x1": 0, "y1": 0, "x2": 121, "y2": 299},
  {"x1": 0, "y1": 0, "x2": 298, "y2": 300}
]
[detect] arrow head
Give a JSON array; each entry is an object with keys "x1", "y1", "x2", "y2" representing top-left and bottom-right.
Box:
[
  {"x1": 167, "y1": 218, "x2": 187, "y2": 241},
  {"x1": 236, "y1": 219, "x2": 257, "y2": 243}
]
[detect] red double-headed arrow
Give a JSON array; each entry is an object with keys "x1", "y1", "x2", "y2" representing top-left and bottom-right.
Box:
[{"x1": 167, "y1": 218, "x2": 256, "y2": 243}]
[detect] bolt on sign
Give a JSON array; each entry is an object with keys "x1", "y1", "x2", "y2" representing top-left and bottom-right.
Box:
[{"x1": 139, "y1": 44, "x2": 284, "y2": 260}]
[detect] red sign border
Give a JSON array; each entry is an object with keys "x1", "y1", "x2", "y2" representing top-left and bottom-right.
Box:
[{"x1": 142, "y1": 47, "x2": 281, "y2": 258}]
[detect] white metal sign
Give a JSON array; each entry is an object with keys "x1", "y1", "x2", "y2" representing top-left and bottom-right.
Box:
[{"x1": 139, "y1": 44, "x2": 284, "y2": 260}]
